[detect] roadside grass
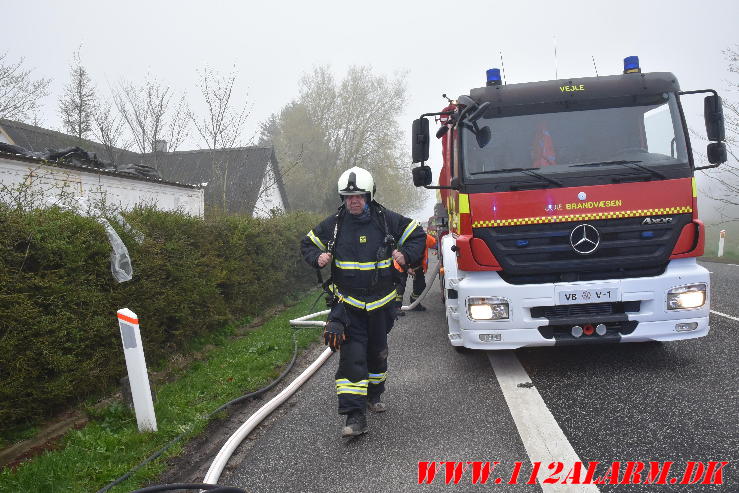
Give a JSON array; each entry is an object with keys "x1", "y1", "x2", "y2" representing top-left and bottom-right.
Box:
[
  {"x1": 0, "y1": 289, "x2": 325, "y2": 493},
  {"x1": 0, "y1": 427, "x2": 40, "y2": 452}
]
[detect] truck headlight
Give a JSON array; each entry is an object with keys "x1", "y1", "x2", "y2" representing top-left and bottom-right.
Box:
[
  {"x1": 467, "y1": 297, "x2": 509, "y2": 320},
  {"x1": 666, "y1": 283, "x2": 706, "y2": 310}
]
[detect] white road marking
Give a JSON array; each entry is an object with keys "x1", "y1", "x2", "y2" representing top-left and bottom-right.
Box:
[
  {"x1": 700, "y1": 261, "x2": 739, "y2": 268},
  {"x1": 488, "y1": 352, "x2": 599, "y2": 492},
  {"x1": 711, "y1": 310, "x2": 739, "y2": 322}
]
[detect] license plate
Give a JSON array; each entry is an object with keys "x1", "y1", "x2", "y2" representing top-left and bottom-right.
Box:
[{"x1": 558, "y1": 288, "x2": 619, "y2": 305}]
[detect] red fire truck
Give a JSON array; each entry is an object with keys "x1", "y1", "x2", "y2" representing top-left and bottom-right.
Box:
[{"x1": 411, "y1": 56, "x2": 727, "y2": 350}]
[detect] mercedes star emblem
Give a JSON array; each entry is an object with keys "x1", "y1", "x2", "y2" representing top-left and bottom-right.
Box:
[{"x1": 570, "y1": 224, "x2": 600, "y2": 255}]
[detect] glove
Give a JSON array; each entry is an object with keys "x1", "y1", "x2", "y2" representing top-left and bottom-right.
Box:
[{"x1": 323, "y1": 320, "x2": 347, "y2": 352}]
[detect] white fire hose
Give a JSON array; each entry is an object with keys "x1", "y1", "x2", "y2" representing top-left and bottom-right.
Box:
[
  {"x1": 203, "y1": 260, "x2": 441, "y2": 485},
  {"x1": 400, "y1": 260, "x2": 441, "y2": 312},
  {"x1": 202, "y1": 346, "x2": 333, "y2": 485}
]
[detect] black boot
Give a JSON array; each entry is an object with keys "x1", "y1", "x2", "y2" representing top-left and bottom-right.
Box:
[
  {"x1": 367, "y1": 396, "x2": 387, "y2": 413},
  {"x1": 395, "y1": 300, "x2": 405, "y2": 317},
  {"x1": 342, "y1": 411, "x2": 368, "y2": 437},
  {"x1": 410, "y1": 296, "x2": 426, "y2": 311}
]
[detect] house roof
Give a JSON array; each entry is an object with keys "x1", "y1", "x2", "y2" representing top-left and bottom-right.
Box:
[
  {"x1": 0, "y1": 149, "x2": 199, "y2": 189},
  {"x1": 0, "y1": 119, "x2": 289, "y2": 215},
  {"x1": 0, "y1": 118, "x2": 140, "y2": 166},
  {"x1": 150, "y1": 146, "x2": 288, "y2": 215}
]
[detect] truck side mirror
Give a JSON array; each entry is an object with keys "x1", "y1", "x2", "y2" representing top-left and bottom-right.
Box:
[
  {"x1": 707, "y1": 142, "x2": 727, "y2": 164},
  {"x1": 412, "y1": 165, "x2": 433, "y2": 187},
  {"x1": 467, "y1": 102, "x2": 491, "y2": 123},
  {"x1": 476, "y1": 126, "x2": 492, "y2": 148},
  {"x1": 704, "y1": 95, "x2": 725, "y2": 141},
  {"x1": 412, "y1": 118, "x2": 430, "y2": 163}
]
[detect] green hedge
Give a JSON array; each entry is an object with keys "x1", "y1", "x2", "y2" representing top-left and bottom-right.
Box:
[{"x1": 0, "y1": 206, "x2": 320, "y2": 432}]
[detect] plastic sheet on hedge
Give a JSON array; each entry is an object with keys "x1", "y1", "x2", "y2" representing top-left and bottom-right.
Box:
[
  {"x1": 44, "y1": 196, "x2": 133, "y2": 282},
  {"x1": 113, "y1": 212, "x2": 145, "y2": 244},
  {"x1": 102, "y1": 219, "x2": 133, "y2": 282}
]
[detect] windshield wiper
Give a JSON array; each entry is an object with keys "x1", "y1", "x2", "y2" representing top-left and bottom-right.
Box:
[
  {"x1": 470, "y1": 167, "x2": 532, "y2": 175},
  {"x1": 521, "y1": 169, "x2": 563, "y2": 187},
  {"x1": 471, "y1": 167, "x2": 563, "y2": 186},
  {"x1": 570, "y1": 160, "x2": 667, "y2": 179},
  {"x1": 570, "y1": 160, "x2": 641, "y2": 167}
]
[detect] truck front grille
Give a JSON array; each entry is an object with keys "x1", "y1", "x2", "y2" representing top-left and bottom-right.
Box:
[
  {"x1": 474, "y1": 214, "x2": 692, "y2": 285},
  {"x1": 530, "y1": 301, "x2": 640, "y2": 319}
]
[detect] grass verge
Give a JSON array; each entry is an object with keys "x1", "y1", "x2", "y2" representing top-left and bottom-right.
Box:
[{"x1": 0, "y1": 289, "x2": 325, "y2": 493}]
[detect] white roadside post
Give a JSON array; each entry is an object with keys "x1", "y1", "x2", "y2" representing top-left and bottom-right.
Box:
[
  {"x1": 116, "y1": 308, "x2": 158, "y2": 432},
  {"x1": 718, "y1": 229, "x2": 726, "y2": 257}
]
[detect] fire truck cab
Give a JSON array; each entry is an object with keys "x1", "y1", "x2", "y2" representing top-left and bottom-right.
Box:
[{"x1": 411, "y1": 57, "x2": 727, "y2": 350}]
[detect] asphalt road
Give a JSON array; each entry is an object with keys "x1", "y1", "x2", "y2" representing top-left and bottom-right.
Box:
[
  {"x1": 516, "y1": 260, "x2": 739, "y2": 492},
  {"x1": 219, "y1": 260, "x2": 738, "y2": 492}
]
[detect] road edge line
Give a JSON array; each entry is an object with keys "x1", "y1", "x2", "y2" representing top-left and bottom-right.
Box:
[
  {"x1": 488, "y1": 351, "x2": 599, "y2": 492},
  {"x1": 710, "y1": 310, "x2": 739, "y2": 322}
]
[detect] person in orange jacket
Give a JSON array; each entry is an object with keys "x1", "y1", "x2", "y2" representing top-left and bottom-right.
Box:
[{"x1": 394, "y1": 233, "x2": 437, "y2": 314}]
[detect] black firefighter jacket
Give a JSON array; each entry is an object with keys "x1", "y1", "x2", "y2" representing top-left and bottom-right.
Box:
[{"x1": 301, "y1": 202, "x2": 426, "y2": 311}]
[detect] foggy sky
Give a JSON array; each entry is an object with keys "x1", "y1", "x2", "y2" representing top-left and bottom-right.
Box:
[{"x1": 3, "y1": 0, "x2": 738, "y2": 220}]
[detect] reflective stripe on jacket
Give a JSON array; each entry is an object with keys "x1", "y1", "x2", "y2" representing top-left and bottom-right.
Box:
[{"x1": 300, "y1": 201, "x2": 426, "y2": 309}]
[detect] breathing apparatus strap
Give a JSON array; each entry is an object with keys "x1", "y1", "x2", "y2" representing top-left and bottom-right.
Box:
[
  {"x1": 371, "y1": 202, "x2": 400, "y2": 284},
  {"x1": 320, "y1": 202, "x2": 396, "y2": 306},
  {"x1": 320, "y1": 205, "x2": 345, "y2": 306},
  {"x1": 374, "y1": 202, "x2": 404, "y2": 275}
]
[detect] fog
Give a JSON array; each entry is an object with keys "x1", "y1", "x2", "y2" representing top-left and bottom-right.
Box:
[{"x1": 3, "y1": 0, "x2": 737, "y2": 221}]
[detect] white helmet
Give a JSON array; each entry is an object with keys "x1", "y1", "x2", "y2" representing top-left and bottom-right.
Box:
[{"x1": 337, "y1": 166, "x2": 375, "y2": 201}]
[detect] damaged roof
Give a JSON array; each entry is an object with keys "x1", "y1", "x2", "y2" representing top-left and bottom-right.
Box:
[{"x1": 0, "y1": 118, "x2": 289, "y2": 215}]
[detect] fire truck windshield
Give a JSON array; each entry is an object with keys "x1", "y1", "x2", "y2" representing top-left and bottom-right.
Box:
[{"x1": 460, "y1": 93, "x2": 689, "y2": 187}]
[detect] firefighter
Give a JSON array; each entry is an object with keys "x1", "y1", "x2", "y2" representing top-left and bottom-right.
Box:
[
  {"x1": 394, "y1": 233, "x2": 437, "y2": 313},
  {"x1": 301, "y1": 166, "x2": 425, "y2": 438}
]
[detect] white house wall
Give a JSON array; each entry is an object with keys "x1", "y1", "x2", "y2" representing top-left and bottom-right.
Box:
[
  {"x1": 0, "y1": 157, "x2": 204, "y2": 217},
  {"x1": 252, "y1": 163, "x2": 285, "y2": 218}
]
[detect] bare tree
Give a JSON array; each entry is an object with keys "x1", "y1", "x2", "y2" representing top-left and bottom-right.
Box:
[
  {"x1": 59, "y1": 50, "x2": 96, "y2": 141},
  {"x1": 700, "y1": 46, "x2": 739, "y2": 223},
  {"x1": 166, "y1": 95, "x2": 189, "y2": 151},
  {"x1": 113, "y1": 76, "x2": 189, "y2": 166},
  {"x1": 190, "y1": 67, "x2": 250, "y2": 149},
  {"x1": 0, "y1": 52, "x2": 51, "y2": 123},
  {"x1": 189, "y1": 67, "x2": 251, "y2": 210},
  {"x1": 91, "y1": 98, "x2": 127, "y2": 164}
]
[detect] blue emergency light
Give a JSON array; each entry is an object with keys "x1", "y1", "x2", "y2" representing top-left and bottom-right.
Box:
[
  {"x1": 623, "y1": 56, "x2": 641, "y2": 74},
  {"x1": 486, "y1": 68, "x2": 502, "y2": 86}
]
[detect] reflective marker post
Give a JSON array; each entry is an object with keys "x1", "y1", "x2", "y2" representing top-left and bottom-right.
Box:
[
  {"x1": 116, "y1": 308, "x2": 157, "y2": 432},
  {"x1": 718, "y1": 230, "x2": 726, "y2": 258}
]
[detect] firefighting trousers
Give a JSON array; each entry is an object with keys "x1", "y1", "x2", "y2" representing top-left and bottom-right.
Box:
[
  {"x1": 396, "y1": 269, "x2": 427, "y2": 299},
  {"x1": 335, "y1": 303, "x2": 395, "y2": 414},
  {"x1": 410, "y1": 270, "x2": 427, "y2": 300}
]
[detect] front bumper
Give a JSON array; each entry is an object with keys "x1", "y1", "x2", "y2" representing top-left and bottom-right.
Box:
[{"x1": 447, "y1": 257, "x2": 710, "y2": 350}]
